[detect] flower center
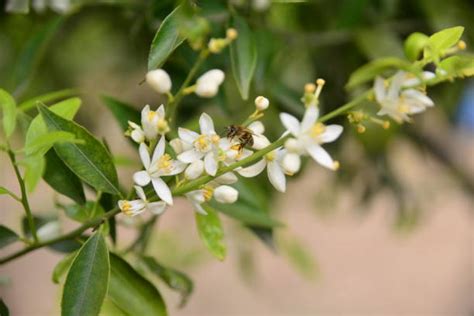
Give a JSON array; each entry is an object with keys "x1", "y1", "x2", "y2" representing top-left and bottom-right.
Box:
[
  {"x1": 310, "y1": 123, "x2": 326, "y2": 138},
  {"x1": 211, "y1": 134, "x2": 220, "y2": 144},
  {"x1": 265, "y1": 151, "x2": 276, "y2": 162},
  {"x1": 147, "y1": 111, "x2": 157, "y2": 122},
  {"x1": 202, "y1": 186, "x2": 214, "y2": 201},
  {"x1": 194, "y1": 135, "x2": 211, "y2": 152},
  {"x1": 157, "y1": 118, "x2": 169, "y2": 134},
  {"x1": 157, "y1": 154, "x2": 173, "y2": 173}
]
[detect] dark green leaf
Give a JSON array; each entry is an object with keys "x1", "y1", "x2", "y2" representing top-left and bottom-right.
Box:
[
  {"x1": 44, "y1": 150, "x2": 86, "y2": 205},
  {"x1": 141, "y1": 256, "x2": 194, "y2": 308},
  {"x1": 195, "y1": 205, "x2": 226, "y2": 261},
  {"x1": 355, "y1": 28, "x2": 404, "y2": 59},
  {"x1": 0, "y1": 89, "x2": 17, "y2": 138},
  {"x1": 148, "y1": 5, "x2": 187, "y2": 70},
  {"x1": 99, "y1": 193, "x2": 118, "y2": 245},
  {"x1": 404, "y1": 32, "x2": 429, "y2": 62},
  {"x1": 108, "y1": 253, "x2": 167, "y2": 316},
  {"x1": 52, "y1": 251, "x2": 78, "y2": 284},
  {"x1": 63, "y1": 201, "x2": 105, "y2": 223},
  {"x1": 102, "y1": 95, "x2": 140, "y2": 132},
  {"x1": 38, "y1": 104, "x2": 120, "y2": 195},
  {"x1": 0, "y1": 298, "x2": 9, "y2": 316},
  {"x1": 61, "y1": 232, "x2": 109, "y2": 316},
  {"x1": 0, "y1": 225, "x2": 19, "y2": 248},
  {"x1": 210, "y1": 201, "x2": 282, "y2": 228},
  {"x1": 230, "y1": 15, "x2": 258, "y2": 100}
]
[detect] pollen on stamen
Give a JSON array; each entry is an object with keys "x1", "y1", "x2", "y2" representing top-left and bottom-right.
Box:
[
  {"x1": 357, "y1": 124, "x2": 366, "y2": 133},
  {"x1": 332, "y1": 161, "x2": 340, "y2": 171},
  {"x1": 304, "y1": 83, "x2": 316, "y2": 93},
  {"x1": 383, "y1": 121, "x2": 390, "y2": 129},
  {"x1": 457, "y1": 40, "x2": 467, "y2": 50}
]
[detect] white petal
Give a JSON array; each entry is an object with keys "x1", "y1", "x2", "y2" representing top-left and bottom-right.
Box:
[
  {"x1": 134, "y1": 185, "x2": 146, "y2": 201},
  {"x1": 152, "y1": 136, "x2": 166, "y2": 162},
  {"x1": 186, "y1": 190, "x2": 205, "y2": 204},
  {"x1": 319, "y1": 125, "x2": 343, "y2": 143},
  {"x1": 185, "y1": 160, "x2": 204, "y2": 179},
  {"x1": 157, "y1": 104, "x2": 165, "y2": 117},
  {"x1": 215, "y1": 172, "x2": 238, "y2": 184},
  {"x1": 152, "y1": 178, "x2": 173, "y2": 205},
  {"x1": 306, "y1": 143, "x2": 335, "y2": 170},
  {"x1": 403, "y1": 89, "x2": 434, "y2": 107},
  {"x1": 168, "y1": 160, "x2": 187, "y2": 176},
  {"x1": 178, "y1": 127, "x2": 199, "y2": 143},
  {"x1": 387, "y1": 71, "x2": 405, "y2": 100},
  {"x1": 280, "y1": 113, "x2": 301, "y2": 136},
  {"x1": 133, "y1": 171, "x2": 151, "y2": 186},
  {"x1": 282, "y1": 153, "x2": 301, "y2": 175},
  {"x1": 178, "y1": 149, "x2": 203, "y2": 163},
  {"x1": 204, "y1": 152, "x2": 218, "y2": 176},
  {"x1": 374, "y1": 77, "x2": 386, "y2": 102},
  {"x1": 300, "y1": 105, "x2": 319, "y2": 132},
  {"x1": 214, "y1": 185, "x2": 239, "y2": 203},
  {"x1": 199, "y1": 113, "x2": 215, "y2": 135},
  {"x1": 237, "y1": 159, "x2": 266, "y2": 177},
  {"x1": 267, "y1": 161, "x2": 286, "y2": 192},
  {"x1": 252, "y1": 134, "x2": 271, "y2": 150},
  {"x1": 148, "y1": 201, "x2": 167, "y2": 215},
  {"x1": 138, "y1": 143, "x2": 151, "y2": 169},
  {"x1": 193, "y1": 202, "x2": 207, "y2": 215},
  {"x1": 248, "y1": 121, "x2": 265, "y2": 135}
]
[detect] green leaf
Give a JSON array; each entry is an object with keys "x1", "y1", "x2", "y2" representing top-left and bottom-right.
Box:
[
  {"x1": 439, "y1": 55, "x2": 474, "y2": 77},
  {"x1": 38, "y1": 104, "x2": 120, "y2": 195},
  {"x1": 280, "y1": 237, "x2": 318, "y2": 279},
  {"x1": 102, "y1": 95, "x2": 140, "y2": 132},
  {"x1": 44, "y1": 150, "x2": 86, "y2": 205},
  {"x1": 61, "y1": 232, "x2": 109, "y2": 316},
  {"x1": 108, "y1": 253, "x2": 167, "y2": 316},
  {"x1": 230, "y1": 15, "x2": 258, "y2": 100},
  {"x1": 355, "y1": 28, "x2": 404, "y2": 59},
  {"x1": 52, "y1": 251, "x2": 77, "y2": 284},
  {"x1": 346, "y1": 57, "x2": 413, "y2": 89},
  {"x1": 0, "y1": 89, "x2": 17, "y2": 138},
  {"x1": 404, "y1": 32, "x2": 429, "y2": 62},
  {"x1": 0, "y1": 298, "x2": 9, "y2": 316},
  {"x1": 148, "y1": 5, "x2": 187, "y2": 70},
  {"x1": 195, "y1": 205, "x2": 226, "y2": 261},
  {"x1": 141, "y1": 256, "x2": 194, "y2": 308},
  {"x1": 210, "y1": 201, "x2": 282, "y2": 228},
  {"x1": 63, "y1": 201, "x2": 105, "y2": 223},
  {"x1": 426, "y1": 26, "x2": 464, "y2": 57},
  {"x1": 19, "y1": 88, "x2": 79, "y2": 111},
  {"x1": 100, "y1": 298, "x2": 127, "y2": 316},
  {"x1": 24, "y1": 131, "x2": 80, "y2": 156},
  {"x1": 22, "y1": 155, "x2": 46, "y2": 193},
  {"x1": 0, "y1": 225, "x2": 19, "y2": 248}
]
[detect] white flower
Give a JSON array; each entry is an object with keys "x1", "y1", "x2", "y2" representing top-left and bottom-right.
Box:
[
  {"x1": 195, "y1": 69, "x2": 225, "y2": 98},
  {"x1": 133, "y1": 137, "x2": 186, "y2": 205},
  {"x1": 141, "y1": 105, "x2": 169, "y2": 140},
  {"x1": 280, "y1": 105, "x2": 343, "y2": 170},
  {"x1": 238, "y1": 135, "x2": 287, "y2": 192},
  {"x1": 374, "y1": 71, "x2": 435, "y2": 123},
  {"x1": 214, "y1": 185, "x2": 239, "y2": 203},
  {"x1": 127, "y1": 121, "x2": 145, "y2": 143},
  {"x1": 282, "y1": 152, "x2": 301, "y2": 175},
  {"x1": 185, "y1": 160, "x2": 204, "y2": 180},
  {"x1": 37, "y1": 221, "x2": 61, "y2": 242},
  {"x1": 118, "y1": 186, "x2": 167, "y2": 217},
  {"x1": 185, "y1": 189, "x2": 209, "y2": 215},
  {"x1": 177, "y1": 113, "x2": 221, "y2": 176},
  {"x1": 255, "y1": 96, "x2": 269, "y2": 111},
  {"x1": 402, "y1": 71, "x2": 436, "y2": 87},
  {"x1": 146, "y1": 69, "x2": 172, "y2": 94}
]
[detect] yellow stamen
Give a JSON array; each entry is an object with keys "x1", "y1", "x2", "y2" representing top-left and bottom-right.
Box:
[
  {"x1": 332, "y1": 161, "x2": 340, "y2": 171},
  {"x1": 265, "y1": 151, "x2": 276, "y2": 162},
  {"x1": 398, "y1": 103, "x2": 410, "y2": 113},
  {"x1": 147, "y1": 111, "x2": 156, "y2": 122},
  {"x1": 226, "y1": 28, "x2": 238, "y2": 40},
  {"x1": 157, "y1": 118, "x2": 169, "y2": 133},
  {"x1": 194, "y1": 135, "x2": 210, "y2": 151},
  {"x1": 157, "y1": 154, "x2": 172, "y2": 172},
  {"x1": 211, "y1": 134, "x2": 220, "y2": 144},
  {"x1": 457, "y1": 40, "x2": 466, "y2": 50},
  {"x1": 357, "y1": 124, "x2": 366, "y2": 133},
  {"x1": 310, "y1": 122, "x2": 326, "y2": 138},
  {"x1": 304, "y1": 83, "x2": 316, "y2": 93},
  {"x1": 203, "y1": 186, "x2": 214, "y2": 201}
]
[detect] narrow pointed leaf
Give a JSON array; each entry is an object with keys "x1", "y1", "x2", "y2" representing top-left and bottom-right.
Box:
[
  {"x1": 230, "y1": 15, "x2": 257, "y2": 100},
  {"x1": 0, "y1": 89, "x2": 17, "y2": 138},
  {"x1": 52, "y1": 251, "x2": 77, "y2": 284},
  {"x1": 61, "y1": 233, "x2": 109, "y2": 316},
  {"x1": 0, "y1": 225, "x2": 19, "y2": 248},
  {"x1": 210, "y1": 201, "x2": 283, "y2": 228},
  {"x1": 428, "y1": 26, "x2": 464, "y2": 55},
  {"x1": 108, "y1": 253, "x2": 167, "y2": 316},
  {"x1": 38, "y1": 104, "x2": 120, "y2": 195},
  {"x1": 195, "y1": 205, "x2": 226, "y2": 261}
]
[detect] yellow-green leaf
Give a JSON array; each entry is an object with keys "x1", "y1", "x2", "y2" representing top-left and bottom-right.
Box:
[
  {"x1": 0, "y1": 89, "x2": 17, "y2": 138},
  {"x1": 195, "y1": 205, "x2": 226, "y2": 261}
]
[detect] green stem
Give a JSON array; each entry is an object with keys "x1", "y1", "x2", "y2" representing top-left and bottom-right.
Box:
[
  {"x1": 167, "y1": 49, "x2": 209, "y2": 125},
  {"x1": 318, "y1": 90, "x2": 372, "y2": 122},
  {"x1": 7, "y1": 148, "x2": 38, "y2": 243}
]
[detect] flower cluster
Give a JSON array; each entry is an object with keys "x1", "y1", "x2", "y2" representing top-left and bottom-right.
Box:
[{"x1": 118, "y1": 74, "x2": 344, "y2": 217}]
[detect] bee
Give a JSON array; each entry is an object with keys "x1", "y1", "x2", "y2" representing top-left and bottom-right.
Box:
[{"x1": 225, "y1": 125, "x2": 254, "y2": 151}]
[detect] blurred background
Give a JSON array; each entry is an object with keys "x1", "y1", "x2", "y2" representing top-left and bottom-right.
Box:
[{"x1": 1, "y1": 0, "x2": 473, "y2": 315}]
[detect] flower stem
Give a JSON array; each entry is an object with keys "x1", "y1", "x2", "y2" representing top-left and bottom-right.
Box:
[{"x1": 7, "y1": 148, "x2": 38, "y2": 243}]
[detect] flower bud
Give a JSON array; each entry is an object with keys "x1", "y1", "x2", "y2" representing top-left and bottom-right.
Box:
[
  {"x1": 146, "y1": 69, "x2": 172, "y2": 94},
  {"x1": 255, "y1": 96, "x2": 269, "y2": 111},
  {"x1": 282, "y1": 153, "x2": 301, "y2": 175},
  {"x1": 195, "y1": 69, "x2": 225, "y2": 98},
  {"x1": 216, "y1": 172, "x2": 238, "y2": 184},
  {"x1": 170, "y1": 138, "x2": 185, "y2": 154},
  {"x1": 226, "y1": 28, "x2": 238, "y2": 40},
  {"x1": 128, "y1": 121, "x2": 145, "y2": 143},
  {"x1": 37, "y1": 221, "x2": 61, "y2": 242},
  {"x1": 185, "y1": 160, "x2": 204, "y2": 180},
  {"x1": 248, "y1": 121, "x2": 265, "y2": 135},
  {"x1": 252, "y1": 134, "x2": 271, "y2": 150},
  {"x1": 214, "y1": 185, "x2": 239, "y2": 204}
]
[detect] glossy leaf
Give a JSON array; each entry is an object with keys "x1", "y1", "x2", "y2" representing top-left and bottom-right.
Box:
[
  {"x1": 102, "y1": 95, "x2": 140, "y2": 132},
  {"x1": 148, "y1": 5, "x2": 186, "y2": 70},
  {"x1": 63, "y1": 201, "x2": 105, "y2": 223},
  {"x1": 38, "y1": 104, "x2": 120, "y2": 195},
  {"x1": 195, "y1": 205, "x2": 226, "y2": 261},
  {"x1": 100, "y1": 298, "x2": 127, "y2": 316},
  {"x1": 0, "y1": 298, "x2": 9, "y2": 316},
  {"x1": 210, "y1": 201, "x2": 282, "y2": 228},
  {"x1": 61, "y1": 233, "x2": 109, "y2": 316},
  {"x1": 52, "y1": 251, "x2": 77, "y2": 284},
  {"x1": 230, "y1": 15, "x2": 257, "y2": 100},
  {"x1": 142, "y1": 256, "x2": 194, "y2": 308},
  {"x1": 427, "y1": 26, "x2": 464, "y2": 56},
  {"x1": 0, "y1": 225, "x2": 19, "y2": 248},
  {"x1": 108, "y1": 253, "x2": 167, "y2": 316},
  {"x1": 22, "y1": 155, "x2": 46, "y2": 193},
  {"x1": 19, "y1": 88, "x2": 79, "y2": 111},
  {"x1": 0, "y1": 89, "x2": 17, "y2": 138},
  {"x1": 44, "y1": 150, "x2": 86, "y2": 205},
  {"x1": 346, "y1": 57, "x2": 413, "y2": 89},
  {"x1": 404, "y1": 32, "x2": 429, "y2": 62},
  {"x1": 24, "y1": 131, "x2": 80, "y2": 156}
]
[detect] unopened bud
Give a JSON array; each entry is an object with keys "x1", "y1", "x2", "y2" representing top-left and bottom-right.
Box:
[
  {"x1": 255, "y1": 96, "x2": 269, "y2": 111},
  {"x1": 37, "y1": 221, "x2": 61, "y2": 242},
  {"x1": 146, "y1": 69, "x2": 172, "y2": 94},
  {"x1": 215, "y1": 172, "x2": 238, "y2": 184},
  {"x1": 226, "y1": 28, "x2": 238, "y2": 40},
  {"x1": 170, "y1": 138, "x2": 184, "y2": 154},
  {"x1": 304, "y1": 83, "x2": 316, "y2": 93},
  {"x1": 195, "y1": 69, "x2": 225, "y2": 98},
  {"x1": 214, "y1": 185, "x2": 239, "y2": 203},
  {"x1": 457, "y1": 40, "x2": 466, "y2": 50},
  {"x1": 282, "y1": 153, "x2": 301, "y2": 175},
  {"x1": 185, "y1": 160, "x2": 204, "y2": 180},
  {"x1": 248, "y1": 121, "x2": 265, "y2": 135}
]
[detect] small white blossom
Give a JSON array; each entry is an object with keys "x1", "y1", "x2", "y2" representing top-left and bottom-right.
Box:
[
  {"x1": 282, "y1": 152, "x2": 301, "y2": 175},
  {"x1": 186, "y1": 175, "x2": 239, "y2": 214},
  {"x1": 141, "y1": 104, "x2": 169, "y2": 140},
  {"x1": 374, "y1": 71, "x2": 434, "y2": 123},
  {"x1": 195, "y1": 69, "x2": 225, "y2": 98},
  {"x1": 185, "y1": 160, "x2": 204, "y2": 180},
  {"x1": 146, "y1": 69, "x2": 172, "y2": 94},
  {"x1": 133, "y1": 137, "x2": 186, "y2": 205},
  {"x1": 280, "y1": 105, "x2": 343, "y2": 170},
  {"x1": 255, "y1": 96, "x2": 269, "y2": 111},
  {"x1": 37, "y1": 221, "x2": 61, "y2": 242},
  {"x1": 128, "y1": 121, "x2": 145, "y2": 143},
  {"x1": 177, "y1": 113, "x2": 221, "y2": 176},
  {"x1": 118, "y1": 186, "x2": 167, "y2": 217},
  {"x1": 214, "y1": 185, "x2": 239, "y2": 203},
  {"x1": 402, "y1": 71, "x2": 436, "y2": 87}
]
